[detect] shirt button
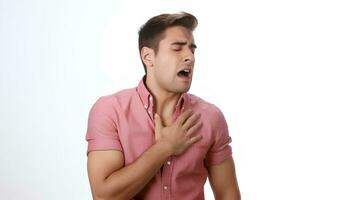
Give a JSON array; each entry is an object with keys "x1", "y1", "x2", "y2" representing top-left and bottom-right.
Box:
[
  {"x1": 167, "y1": 161, "x2": 171, "y2": 165},
  {"x1": 164, "y1": 186, "x2": 168, "y2": 190},
  {"x1": 182, "y1": 106, "x2": 185, "y2": 110},
  {"x1": 148, "y1": 110, "x2": 151, "y2": 114},
  {"x1": 149, "y1": 96, "x2": 153, "y2": 101},
  {"x1": 144, "y1": 104, "x2": 148, "y2": 109}
]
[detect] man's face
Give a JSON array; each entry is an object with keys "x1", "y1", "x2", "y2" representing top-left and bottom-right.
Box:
[{"x1": 150, "y1": 26, "x2": 196, "y2": 94}]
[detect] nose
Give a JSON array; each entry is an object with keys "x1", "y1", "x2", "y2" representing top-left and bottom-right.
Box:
[{"x1": 183, "y1": 49, "x2": 195, "y2": 64}]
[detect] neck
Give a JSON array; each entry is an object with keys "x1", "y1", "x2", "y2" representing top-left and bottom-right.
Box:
[{"x1": 145, "y1": 75, "x2": 181, "y2": 123}]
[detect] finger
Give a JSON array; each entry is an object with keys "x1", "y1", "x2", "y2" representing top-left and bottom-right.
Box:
[
  {"x1": 176, "y1": 109, "x2": 194, "y2": 125},
  {"x1": 186, "y1": 121, "x2": 203, "y2": 137},
  {"x1": 187, "y1": 135, "x2": 203, "y2": 145},
  {"x1": 182, "y1": 112, "x2": 201, "y2": 131}
]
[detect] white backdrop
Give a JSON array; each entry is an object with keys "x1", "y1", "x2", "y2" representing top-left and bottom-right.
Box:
[{"x1": 0, "y1": 0, "x2": 356, "y2": 199}]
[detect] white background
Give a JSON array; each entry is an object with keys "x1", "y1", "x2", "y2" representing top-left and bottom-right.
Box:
[{"x1": 1, "y1": 0, "x2": 356, "y2": 199}]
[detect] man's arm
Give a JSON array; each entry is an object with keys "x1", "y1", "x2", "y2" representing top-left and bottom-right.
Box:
[
  {"x1": 87, "y1": 142, "x2": 172, "y2": 200},
  {"x1": 207, "y1": 156, "x2": 241, "y2": 200},
  {"x1": 87, "y1": 110, "x2": 203, "y2": 200}
]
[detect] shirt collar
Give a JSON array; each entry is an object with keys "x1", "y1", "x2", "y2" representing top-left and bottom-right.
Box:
[{"x1": 137, "y1": 75, "x2": 190, "y2": 113}]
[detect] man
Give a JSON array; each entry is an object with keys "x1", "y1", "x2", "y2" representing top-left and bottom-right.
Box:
[{"x1": 86, "y1": 12, "x2": 241, "y2": 200}]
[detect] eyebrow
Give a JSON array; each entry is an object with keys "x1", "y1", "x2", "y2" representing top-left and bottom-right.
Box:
[{"x1": 171, "y1": 41, "x2": 197, "y2": 49}]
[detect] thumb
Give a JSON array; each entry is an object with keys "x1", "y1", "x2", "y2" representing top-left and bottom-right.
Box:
[
  {"x1": 154, "y1": 113, "x2": 163, "y2": 129},
  {"x1": 154, "y1": 113, "x2": 163, "y2": 141}
]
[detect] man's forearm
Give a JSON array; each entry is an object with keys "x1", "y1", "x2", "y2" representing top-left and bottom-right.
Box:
[
  {"x1": 222, "y1": 191, "x2": 241, "y2": 200},
  {"x1": 100, "y1": 141, "x2": 172, "y2": 200}
]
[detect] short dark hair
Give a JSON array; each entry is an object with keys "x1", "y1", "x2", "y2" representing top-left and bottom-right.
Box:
[{"x1": 138, "y1": 12, "x2": 198, "y2": 74}]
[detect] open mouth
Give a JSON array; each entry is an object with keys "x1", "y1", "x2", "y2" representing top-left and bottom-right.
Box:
[{"x1": 177, "y1": 69, "x2": 191, "y2": 78}]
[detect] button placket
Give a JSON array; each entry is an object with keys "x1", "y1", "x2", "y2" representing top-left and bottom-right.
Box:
[{"x1": 161, "y1": 157, "x2": 173, "y2": 198}]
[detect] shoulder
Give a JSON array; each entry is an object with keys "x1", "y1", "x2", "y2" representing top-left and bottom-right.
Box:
[
  {"x1": 89, "y1": 87, "x2": 137, "y2": 117},
  {"x1": 187, "y1": 93, "x2": 227, "y2": 128}
]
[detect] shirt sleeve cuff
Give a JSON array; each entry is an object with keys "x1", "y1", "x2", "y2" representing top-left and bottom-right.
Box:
[
  {"x1": 86, "y1": 138, "x2": 123, "y2": 155},
  {"x1": 205, "y1": 145, "x2": 232, "y2": 166}
]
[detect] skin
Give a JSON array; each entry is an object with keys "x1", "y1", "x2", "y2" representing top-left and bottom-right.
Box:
[
  {"x1": 142, "y1": 26, "x2": 197, "y2": 125},
  {"x1": 87, "y1": 25, "x2": 241, "y2": 200}
]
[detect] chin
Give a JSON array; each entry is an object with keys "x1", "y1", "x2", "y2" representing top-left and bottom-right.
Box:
[
  {"x1": 179, "y1": 86, "x2": 191, "y2": 93},
  {"x1": 170, "y1": 86, "x2": 190, "y2": 93}
]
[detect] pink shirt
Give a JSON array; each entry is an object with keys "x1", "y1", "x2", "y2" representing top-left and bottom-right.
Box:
[{"x1": 86, "y1": 76, "x2": 233, "y2": 200}]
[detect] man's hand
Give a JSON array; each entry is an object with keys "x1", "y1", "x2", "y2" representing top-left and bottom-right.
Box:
[{"x1": 154, "y1": 109, "x2": 203, "y2": 156}]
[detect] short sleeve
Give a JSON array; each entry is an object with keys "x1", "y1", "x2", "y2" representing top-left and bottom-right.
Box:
[
  {"x1": 85, "y1": 96, "x2": 123, "y2": 155},
  {"x1": 205, "y1": 107, "x2": 233, "y2": 166}
]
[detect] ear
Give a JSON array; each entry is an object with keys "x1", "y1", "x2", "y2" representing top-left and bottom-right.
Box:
[{"x1": 141, "y1": 47, "x2": 155, "y2": 69}]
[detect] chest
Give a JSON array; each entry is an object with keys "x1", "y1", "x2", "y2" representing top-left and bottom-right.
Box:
[{"x1": 116, "y1": 111, "x2": 212, "y2": 168}]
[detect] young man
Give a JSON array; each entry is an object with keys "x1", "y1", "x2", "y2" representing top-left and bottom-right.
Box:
[{"x1": 86, "y1": 12, "x2": 241, "y2": 200}]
